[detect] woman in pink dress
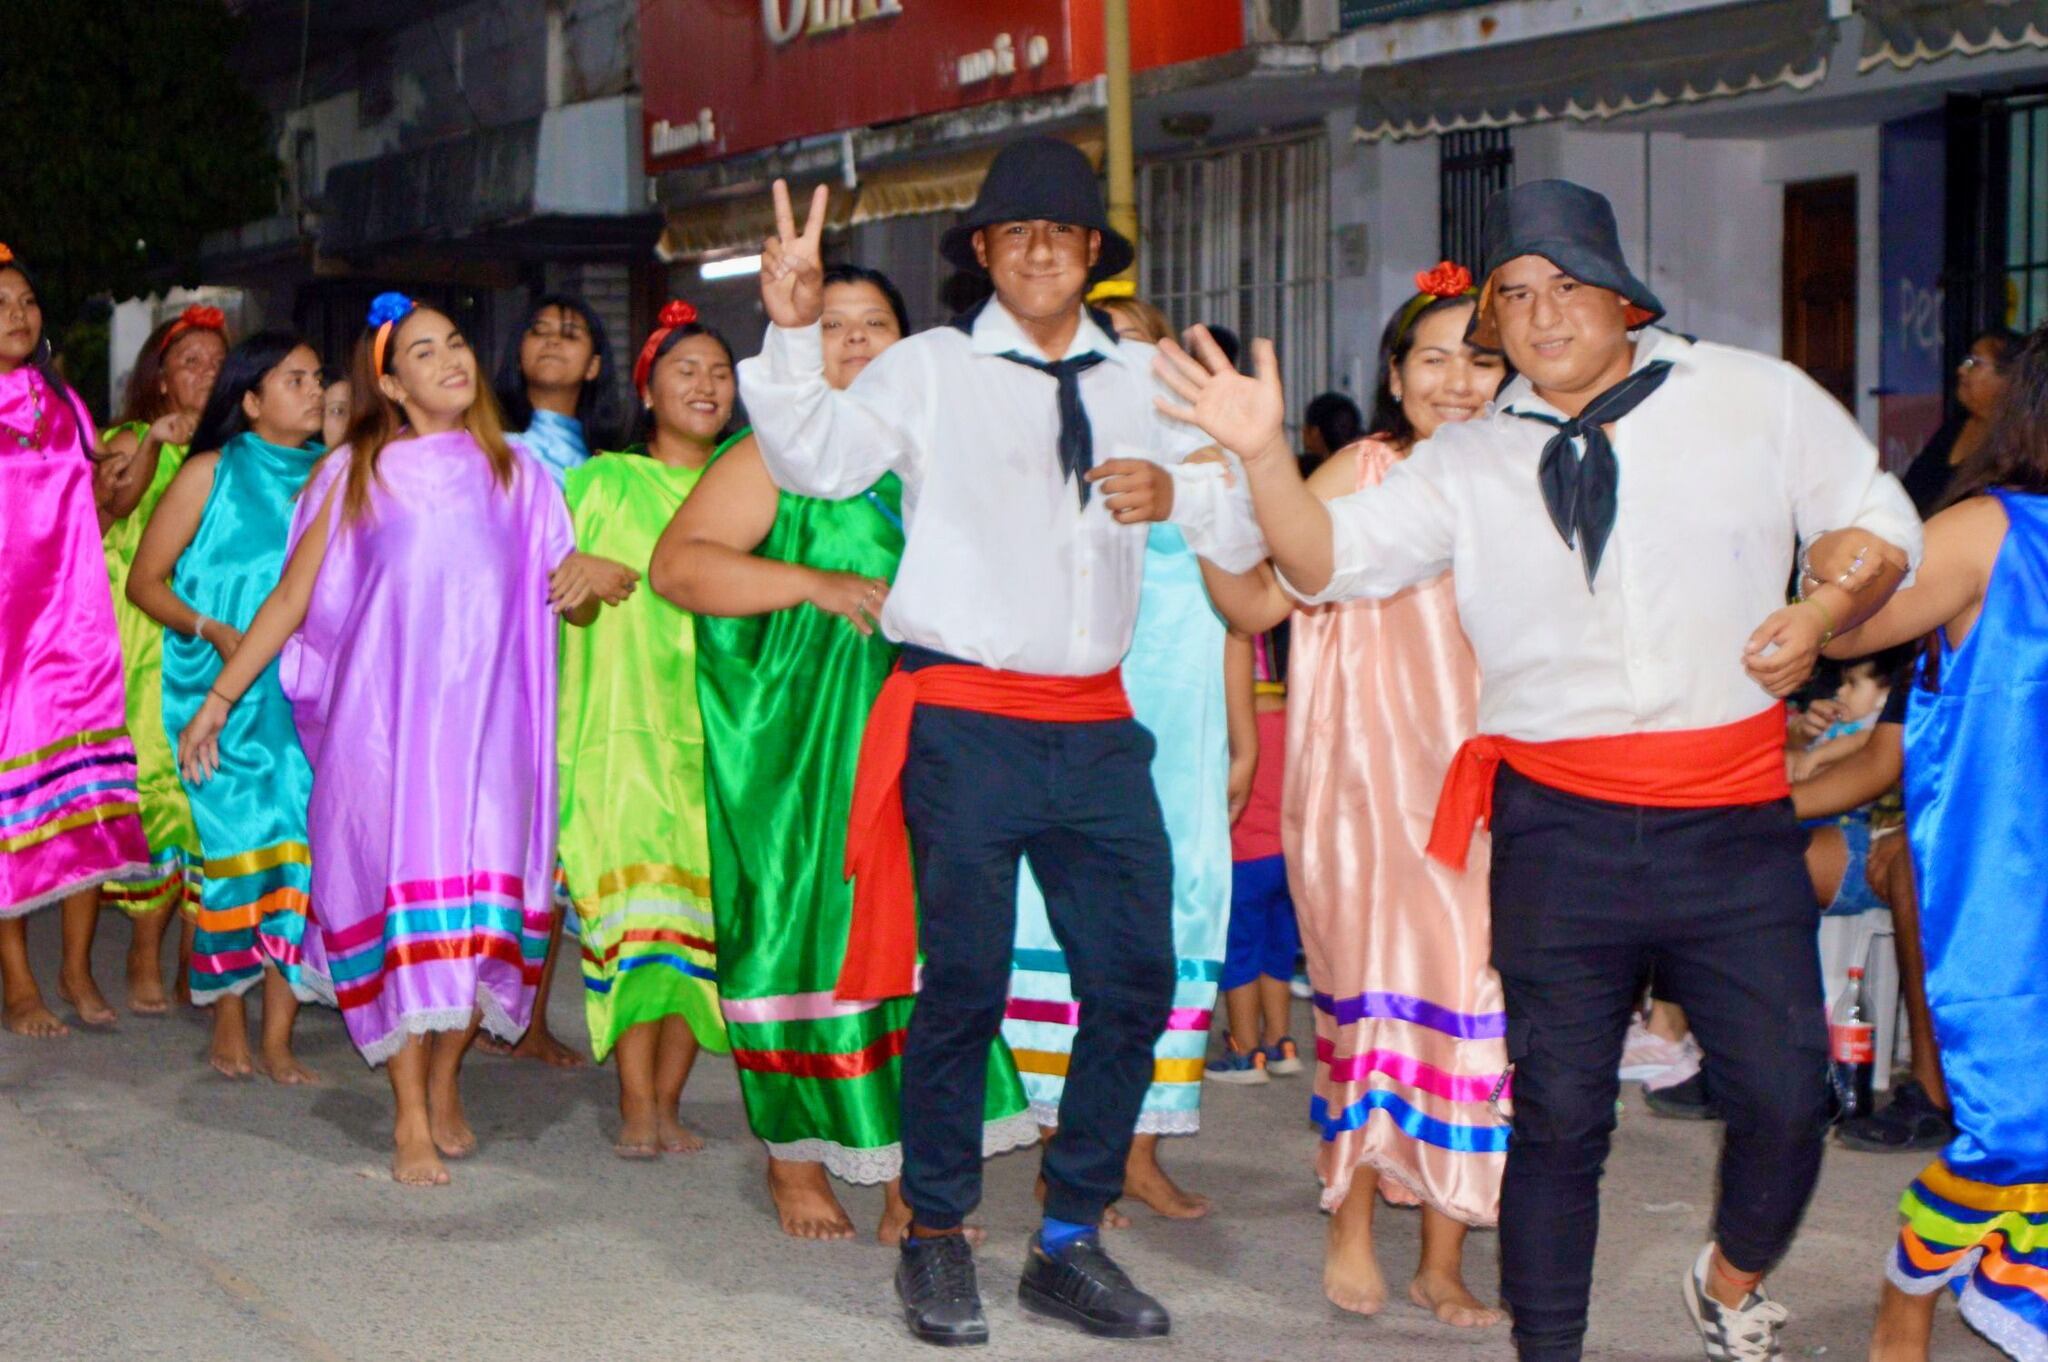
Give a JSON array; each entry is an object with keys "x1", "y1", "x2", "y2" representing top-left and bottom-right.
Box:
[{"x1": 1199, "y1": 264, "x2": 1510, "y2": 1328}]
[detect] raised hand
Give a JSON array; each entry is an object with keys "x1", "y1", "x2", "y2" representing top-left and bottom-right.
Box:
[
  {"x1": 1153, "y1": 326, "x2": 1287, "y2": 467},
  {"x1": 761, "y1": 179, "x2": 828, "y2": 329}
]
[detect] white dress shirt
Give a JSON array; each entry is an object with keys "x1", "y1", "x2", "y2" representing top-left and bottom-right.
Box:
[
  {"x1": 1288, "y1": 329, "x2": 1924, "y2": 742},
  {"x1": 738, "y1": 300, "x2": 1265, "y2": 675}
]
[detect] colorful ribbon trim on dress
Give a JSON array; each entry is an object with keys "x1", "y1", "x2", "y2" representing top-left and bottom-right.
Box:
[
  {"x1": 731, "y1": 1027, "x2": 906, "y2": 1079},
  {"x1": 1315, "y1": 1036, "x2": 1508, "y2": 1104},
  {"x1": 1005, "y1": 998, "x2": 1213, "y2": 1031},
  {"x1": 1892, "y1": 1161, "x2": 2048, "y2": 1355},
  {"x1": 1312, "y1": 989, "x2": 1507, "y2": 1040},
  {"x1": 579, "y1": 924, "x2": 718, "y2": 993},
  {"x1": 0, "y1": 730, "x2": 141, "y2": 855},
  {"x1": 1311, "y1": 1090, "x2": 1510, "y2": 1153},
  {"x1": 324, "y1": 878, "x2": 546, "y2": 1011},
  {"x1": 190, "y1": 842, "x2": 317, "y2": 1003},
  {"x1": 1011, "y1": 1049, "x2": 1206, "y2": 1084}
]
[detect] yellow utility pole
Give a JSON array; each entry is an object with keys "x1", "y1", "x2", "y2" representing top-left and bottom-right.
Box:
[{"x1": 1104, "y1": 0, "x2": 1137, "y2": 284}]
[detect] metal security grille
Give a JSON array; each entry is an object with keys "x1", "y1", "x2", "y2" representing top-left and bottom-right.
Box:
[
  {"x1": 1439, "y1": 129, "x2": 1513, "y2": 272},
  {"x1": 1946, "y1": 87, "x2": 2048, "y2": 374},
  {"x1": 1138, "y1": 132, "x2": 1330, "y2": 441},
  {"x1": 2001, "y1": 94, "x2": 2048, "y2": 330}
]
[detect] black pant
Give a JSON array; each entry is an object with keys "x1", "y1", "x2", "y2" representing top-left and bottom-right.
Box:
[
  {"x1": 1488, "y1": 769, "x2": 1830, "y2": 1362},
  {"x1": 896, "y1": 661, "x2": 1176, "y2": 1231}
]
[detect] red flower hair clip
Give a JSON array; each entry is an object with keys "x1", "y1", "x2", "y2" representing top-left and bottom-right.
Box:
[
  {"x1": 0, "y1": 243, "x2": 14, "y2": 265},
  {"x1": 1414, "y1": 261, "x2": 1474, "y2": 299},
  {"x1": 159, "y1": 303, "x2": 228, "y2": 355},
  {"x1": 635, "y1": 299, "x2": 704, "y2": 391}
]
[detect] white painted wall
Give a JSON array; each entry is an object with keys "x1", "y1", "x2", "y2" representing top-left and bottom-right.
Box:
[{"x1": 1328, "y1": 113, "x2": 1438, "y2": 409}]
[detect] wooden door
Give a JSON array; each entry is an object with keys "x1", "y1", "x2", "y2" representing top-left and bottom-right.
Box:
[{"x1": 1783, "y1": 177, "x2": 1859, "y2": 410}]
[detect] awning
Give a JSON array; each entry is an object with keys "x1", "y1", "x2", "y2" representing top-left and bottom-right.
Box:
[
  {"x1": 1352, "y1": 0, "x2": 1835, "y2": 141},
  {"x1": 658, "y1": 132, "x2": 1103, "y2": 259},
  {"x1": 1858, "y1": 0, "x2": 2048, "y2": 72}
]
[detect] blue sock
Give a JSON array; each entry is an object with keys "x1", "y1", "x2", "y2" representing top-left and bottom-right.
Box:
[{"x1": 1041, "y1": 1216, "x2": 1095, "y2": 1256}]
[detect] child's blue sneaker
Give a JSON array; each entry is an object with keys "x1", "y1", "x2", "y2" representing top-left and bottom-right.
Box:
[{"x1": 1205, "y1": 1038, "x2": 1269, "y2": 1086}]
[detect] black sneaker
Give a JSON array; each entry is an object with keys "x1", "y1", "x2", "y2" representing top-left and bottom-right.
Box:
[
  {"x1": 896, "y1": 1233, "x2": 988, "y2": 1347},
  {"x1": 1836, "y1": 1079, "x2": 1956, "y2": 1152},
  {"x1": 1644, "y1": 1071, "x2": 1723, "y2": 1121},
  {"x1": 1018, "y1": 1230, "x2": 1170, "y2": 1339}
]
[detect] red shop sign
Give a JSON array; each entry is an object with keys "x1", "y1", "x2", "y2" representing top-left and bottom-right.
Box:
[{"x1": 640, "y1": 0, "x2": 1242, "y2": 172}]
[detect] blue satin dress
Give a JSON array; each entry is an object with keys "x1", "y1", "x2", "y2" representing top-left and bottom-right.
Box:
[
  {"x1": 1003, "y1": 524, "x2": 1232, "y2": 1134},
  {"x1": 1894, "y1": 488, "x2": 2048, "y2": 1358},
  {"x1": 512, "y1": 408, "x2": 591, "y2": 490},
  {"x1": 161, "y1": 432, "x2": 331, "y2": 1005}
]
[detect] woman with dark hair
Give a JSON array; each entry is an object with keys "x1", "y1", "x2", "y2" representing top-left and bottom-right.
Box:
[
  {"x1": 494, "y1": 292, "x2": 625, "y2": 487},
  {"x1": 127, "y1": 332, "x2": 332, "y2": 1082},
  {"x1": 1827, "y1": 323, "x2": 2048, "y2": 1362},
  {"x1": 97, "y1": 304, "x2": 229, "y2": 1012},
  {"x1": 556, "y1": 300, "x2": 735, "y2": 1156},
  {"x1": 1192, "y1": 263, "x2": 1512, "y2": 1328},
  {"x1": 655, "y1": 264, "x2": 1035, "y2": 1239},
  {"x1": 0, "y1": 244, "x2": 151, "y2": 1037},
  {"x1": 176, "y1": 294, "x2": 605, "y2": 1185},
  {"x1": 1899, "y1": 328, "x2": 2022, "y2": 517}
]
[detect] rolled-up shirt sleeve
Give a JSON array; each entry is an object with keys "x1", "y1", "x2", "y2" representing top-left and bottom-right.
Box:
[
  {"x1": 1164, "y1": 456, "x2": 1268, "y2": 573},
  {"x1": 736, "y1": 322, "x2": 923, "y2": 499},
  {"x1": 1780, "y1": 363, "x2": 1924, "y2": 573},
  {"x1": 1280, "y1": 451, "x2": 1457, "y2": 604}
]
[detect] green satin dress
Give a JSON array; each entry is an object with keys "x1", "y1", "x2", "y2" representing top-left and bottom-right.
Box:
[
  {"x1": 559, "y1": 449, "x2": 728, "y2": 1062},
  {"x1": 695, "y1": 469, "x2": 1035, "y2": 1184},
  {"x1": 100, "y1": 422, "x2": 203, "y2": 918}
]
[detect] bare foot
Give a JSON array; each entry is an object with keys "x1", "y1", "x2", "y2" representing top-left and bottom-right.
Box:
[
  {"x1": 474, "y1": 1034, "x2": 513, "y2": 1057},
  {"x1": 209, "y1": 1015, "x2": 255, "y2": 1079},
  {"x1": 1410, "y1": 1270, "x2": 1502, "y2": 1328},
  {"x1": 614, "y1": 1097, "x2": 660, "y2": 1159},
  {"x1": 254, "y1": 1046, "x2": 320, "y2": 1086},
  {"x1": 1124, "y1": 1157, "x2": 1212, "y2": 1220},
  {"x1": 125, "y1": 955, "x2": 169, "y2": 1016},
  {"x1": 428, "y1": 1087, "x2": 477, "y2": 1160},
  {"x1": 393, "y1": 1118, "x2": 450, "y2": 1187},
  {"x1": 57, "y1": 974, "x2": 117, "y2": 1028},
  {"x1": 4, "y1": 998, "x2": 69, "y2": 1038},
  {"x1": 1325, "y1": 1197, "x2": 1388, "y2": 1316},
  {"x1": 656, "y1": 1109, "x2": 703, "y2": 1154},
  {"x1": 768, "y1": 1158, "x2": 857, "y2": 1240},
  {"x1": 504, "y1": 1025, "x2": 585, "y2": 1068},
  {"x1": 1035, "y1": 1173, "x2": 1133, "y2": 1229}
]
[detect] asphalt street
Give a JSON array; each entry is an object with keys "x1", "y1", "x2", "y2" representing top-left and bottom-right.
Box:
[{"x1": 0, "y1": 920, "x2": 2001, "y2": 1362}]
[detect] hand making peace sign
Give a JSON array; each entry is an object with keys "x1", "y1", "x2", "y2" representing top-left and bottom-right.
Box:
[{"x1": 761, "y1": 179, "x2": 830, "y2": 329}]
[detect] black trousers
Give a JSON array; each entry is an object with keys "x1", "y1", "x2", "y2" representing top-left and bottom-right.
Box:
[
  {"x1": 896, "y1": 653, "x2": 1176, "y2": 1231},
  {"x1": 1488, "y1": 769, "x2": 1830, "y2": 1362}
]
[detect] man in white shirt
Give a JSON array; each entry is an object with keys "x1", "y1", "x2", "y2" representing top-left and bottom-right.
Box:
[
  {"x1": 737, "y1": 138, "x2": 1263, "y2": 1348},
  {"x1": 1153, "y1": 180, "x2": 1921, "y2": 1362}
]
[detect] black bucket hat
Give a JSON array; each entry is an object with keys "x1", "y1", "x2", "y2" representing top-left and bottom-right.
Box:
[
  {"x1": 939, "y1": 137, "x2": 1134, "y2": 283},
  {"x1": 1470, "y1": 179, "x2": 1665, "y2": 349}
]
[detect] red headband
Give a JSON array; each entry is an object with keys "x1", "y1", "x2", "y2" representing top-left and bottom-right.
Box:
[
  {"x1": 158, "y1": 304, "x2": 226, "y2": 356},
  {"x1": 634, "y1": 299, "x2": 700, "y2": 392}
]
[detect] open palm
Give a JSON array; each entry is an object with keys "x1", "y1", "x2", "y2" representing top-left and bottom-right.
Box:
[{"x1": 1153, "y1": 327, "x2": 1286, "y2": 461}]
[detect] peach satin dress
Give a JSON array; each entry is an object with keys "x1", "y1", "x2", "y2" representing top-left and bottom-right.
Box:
[{"x1": 1284, "y1": 438, "x2": 1510, "y2": 1224}]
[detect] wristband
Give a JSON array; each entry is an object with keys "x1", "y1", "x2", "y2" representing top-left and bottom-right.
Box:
[
  {"x1": 193, "y1": 616, "x2": 212, "y2": 644},
  {"x1": 1803, "y1": 595, "x2": 1836, "y2": 646},
  {"x1": 208, "y1": 685, "x2": 235, "y2": 707}
]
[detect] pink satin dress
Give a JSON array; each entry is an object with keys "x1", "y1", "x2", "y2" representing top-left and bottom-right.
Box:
[{"x1": 1284, "y1": 438, "x2": 1510, "y2": 1225}]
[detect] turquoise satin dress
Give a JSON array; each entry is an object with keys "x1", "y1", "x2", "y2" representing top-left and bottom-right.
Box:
[
  {"x1": 512, "y1": 408, "x2": 591, "y2": 490},
  {"x1": 1894, "y1": 488, "x2": 2048, "y2": 1353},
  {"x1": 161, "y1": 432, "x2": 330, "y2": 1005},
  {"x1": 1003, "y1": 524, "x2": 1232, "y2": 1133}
]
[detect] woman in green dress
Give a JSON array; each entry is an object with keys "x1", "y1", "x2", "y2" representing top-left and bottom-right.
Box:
[
  {"x1": 95, "y1": 305, "x2": 227, "y2": 1017},
  {"x1": 558, "y1": 301, "x2": 731, "y2": 1156},
  {"x1": 653, "y1": 266, "x2": 1035, "y2": 1242}
]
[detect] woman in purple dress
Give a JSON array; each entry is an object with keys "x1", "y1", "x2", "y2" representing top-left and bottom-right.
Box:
[{"x1": 177, "y1": 295, "x2": 603, "y2": 1186}]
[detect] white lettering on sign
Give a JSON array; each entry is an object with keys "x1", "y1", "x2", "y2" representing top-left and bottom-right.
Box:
[
  {"x1": 763, "y1": 0, "x2": 903, "y2": 47},
  {"x1": 651, "y1": 108, "x2": 719, "y2": 157},
  {"x1": 958, "y1": 32, "x2": 1018, "y2": 85}
]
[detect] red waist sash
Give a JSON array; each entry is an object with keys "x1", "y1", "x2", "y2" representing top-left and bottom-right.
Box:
[
  {"x1": 838, "y1": 663, "x2": 1134, "y2": 1001},
  {"x1": 1425, "y1": 704, "x2": 1791, "y2": 872}
]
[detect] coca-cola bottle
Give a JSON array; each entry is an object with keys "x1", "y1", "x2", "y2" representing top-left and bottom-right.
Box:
[{"x1": 1829, "y1": 966, "x2": 1876, "y2": 1122}]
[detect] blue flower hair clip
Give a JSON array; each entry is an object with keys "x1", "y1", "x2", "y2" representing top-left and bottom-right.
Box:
[{"x1": 367, "y1": 292, "x2": 417, "y2": 328}]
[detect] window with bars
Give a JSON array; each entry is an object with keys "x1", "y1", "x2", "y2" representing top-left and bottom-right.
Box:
[
  {"x1": 2001, "y1": 95, "x2": 2048, "y2": 331},
  {"x1": 1439, "y1": 129, "x2": 1513, "y2": 272},
  {"x1": 1947, "y1": 88, "x2": 2048, "y2": 368},
  {"x1": 1137, "y1": 132, "x2": 1331, "y2": 442}
]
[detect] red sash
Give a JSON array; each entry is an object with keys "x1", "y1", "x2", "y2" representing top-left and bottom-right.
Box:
[
  {"x1": 838, "y1": 663, "x2": 1134, "y2": 1001},
  {"x1": 1425, "y1": 705, "x2": 1791, "y2": 872}
]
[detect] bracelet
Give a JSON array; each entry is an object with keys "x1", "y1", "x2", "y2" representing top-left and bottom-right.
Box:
[
  {"x1": 1802, "y1": 594, "x2": 1836, "y2": 646},
  {"x1": 193, "y1": 616, "x2": 211, "y2": 644},
  {"x1": 208, "y1": 685, "x2": 235, "y2": 707}
]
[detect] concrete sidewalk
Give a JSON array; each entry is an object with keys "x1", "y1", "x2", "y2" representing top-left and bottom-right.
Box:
[{"x1": 0, "y1": 922, "x2": 2000, "y2": 1362}]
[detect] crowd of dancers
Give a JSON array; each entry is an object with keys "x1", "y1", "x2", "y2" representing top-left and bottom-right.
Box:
[{"x1": 2, "y1": 136, "x2": 2043, "y2": 1362}]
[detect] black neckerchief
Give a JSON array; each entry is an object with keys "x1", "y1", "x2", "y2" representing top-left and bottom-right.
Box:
[
  {"x1": 950, "y1": 298, "x2": 1119, "y2": 509},
  {"x1": 1509, "y1": 360, "x2": 1674, "y2": 590}
]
